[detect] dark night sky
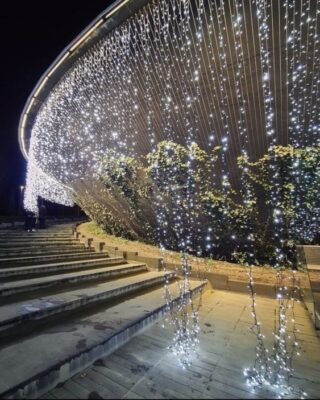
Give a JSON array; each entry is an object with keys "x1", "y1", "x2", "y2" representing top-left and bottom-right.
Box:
[{"x1": 0, "y1": 0, "x2": 114, "y2": 215}]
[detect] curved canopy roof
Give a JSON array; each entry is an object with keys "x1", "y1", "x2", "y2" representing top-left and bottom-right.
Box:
[
  {"x1": 19, "y1": 0, "x2": 149, "y2": 159},
  {"x1": 21, "y1": 0, "x2": 320, "y2": 211}
]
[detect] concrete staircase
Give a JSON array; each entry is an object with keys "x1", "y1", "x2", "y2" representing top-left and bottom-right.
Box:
[{"x1": 0, "y1": 223, "x2": 205, "y2": 399}]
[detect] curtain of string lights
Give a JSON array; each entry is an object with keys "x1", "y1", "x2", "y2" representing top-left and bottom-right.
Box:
[
  {"x1": 25, "y1": 0, "x2": 320, "y2": 214},
  {"x1": 24, "y1": 0, "x2": 319, "y2": 395}
]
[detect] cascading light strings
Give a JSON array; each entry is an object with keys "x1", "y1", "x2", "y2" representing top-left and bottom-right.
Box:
[
  {"x1": 25, "y1": 0, "x2": 320, "y2": 212},
  {"x1": 228, "y1": 0, "x2": 272, "y2": 389},
  {"x1": 23, "y1": 0, "x2": 319, "y2": 394}
]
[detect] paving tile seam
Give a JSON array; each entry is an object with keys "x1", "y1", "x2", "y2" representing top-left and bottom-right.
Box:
[{"x1": 125, "y1": 353, "x2": 173, "y2": 399}]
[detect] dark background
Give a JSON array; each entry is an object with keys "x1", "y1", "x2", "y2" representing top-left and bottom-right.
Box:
[{"x1": 0, "y1": 0, "x2": 113, "y2": 216}]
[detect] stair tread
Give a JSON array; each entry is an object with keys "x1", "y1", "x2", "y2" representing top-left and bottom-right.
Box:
[
  {"x1": 0, "y1": 243, "x2": 83, "y2": 247},
  {"x1": 0, "y1": 234, "x2": 72, "y2": 237},
  {"x1": 1, "y1": 247, "x2": 91, "y2": 253},
  {"x1": 0, "y1": 230, "x2": 73, "y2": 235},
  {"x1": 0, "y1": 256, "x2": 121, "y2": 274},
  {"x1": 0, "y1": 236, "x2": 76, "y2": 239},
  {"x1": 0, "y1": 240, "x2": 78, "y2": 244},
  {"x1": 0, "y1": 252, "x2": 106, "y2": 263},
  {"x1": 0, "y1": 246, "x2": 85, "y2": 254},
  {"x1": 0, "y1": 271, "x2": 171, "y2": 327},
  {"x1": 0, "y1": 249, "x2": 94, "y2": 257},
  {"x1": 0, "y1": 262, "x2": 147, "y2": 291},
  {"x1": 0, "y1": 279, "x2": 204, "y2": 395},
  {"x1": 0, "y1": 237, "x2": 75, "y2": 239}
]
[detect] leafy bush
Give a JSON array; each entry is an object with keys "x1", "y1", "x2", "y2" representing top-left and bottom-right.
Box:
[{"x1": 82, "y1": 142, "x2": 319, "y2": 268}]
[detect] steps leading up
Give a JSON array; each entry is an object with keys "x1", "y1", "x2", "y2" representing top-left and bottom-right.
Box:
[
  {"x1": 0, "y1": 226, "x2": 75, "y2": 236},
  {"x1": 0, "y1": 262, "x2": 148, "y2": 297},
  {"x1": 0, "y1": 251, "x2": 108, "y2": 268},
  {"x1": 0, "y1": 232, "x2": 77, "y2": 237},
  {"x1": 0, "y1": 238, "x2": 79, "y2": 246},
  {"x1": 0, "y1": 279, "x2": 205, "y2": 399},
  {"x1": 0, "y1": 256, "x2": 125, "y2": 279},
  {"x1": 0, "y1": 242, "x2": 85, "y2": 249},
  {"x1": 0, "y1": 222, "x2": 207, "y2": 399},
  {"x1": 0, "y1": 271, "x2": 176, "y2": 337},
  {"x1": 0, "y1": 247, "x2": 94, "y2": 259}
]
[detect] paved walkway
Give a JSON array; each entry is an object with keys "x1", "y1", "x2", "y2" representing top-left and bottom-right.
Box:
[{"x1": 46, "y1": 289, "x2": 320, "y2": 399}]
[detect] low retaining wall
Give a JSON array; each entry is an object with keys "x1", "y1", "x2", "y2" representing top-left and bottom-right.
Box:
[{"x1": 75, "y1": 224, "x2": 307, "y2": 300}]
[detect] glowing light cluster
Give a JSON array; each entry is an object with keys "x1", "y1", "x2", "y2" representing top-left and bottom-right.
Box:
[
  {"x1": 23, "y1": 0, "x2": 319, "y2": 212},
  {"x1": 244, "y1": 270, "x2": 307, "y2": 399},
  {"x1": 21, "y1": 0, "x2": 319, "y2": 390},
  {"x1": 24, "y1": 134, "x2": 74, "y2": 213}
]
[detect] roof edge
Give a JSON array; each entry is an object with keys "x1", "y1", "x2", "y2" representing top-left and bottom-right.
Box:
[{"x1": 18, "y1": 0, "x2": 149, "y2": 160}]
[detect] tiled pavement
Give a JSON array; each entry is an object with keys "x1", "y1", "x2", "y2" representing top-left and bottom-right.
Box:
[{"x1": 47, "y1": 289, "x2": 320, "y2": 399}]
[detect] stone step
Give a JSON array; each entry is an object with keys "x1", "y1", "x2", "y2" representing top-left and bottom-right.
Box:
[
  {"x1": 0, "y1": 251, "x2": 108, "y2": 267},
  {"x1": 0, "y1": 233, "x2": 73, "y2": 240},
  {"x1": 0, "y1": 263, "x2": 148, "y2": 298},
  {"x1": 0, "y1": 236, "x2": 74, "y2": 242},
  {"x1": 0, "y1": 271, "x2": 176, "y2": 338},
  {"x1": 33, "y1": 230, "x2": 74, "y2": 234},
  {"x1": 0, "y1": 279, "x2": 206, "y2": 399},
  {"x1": 0, "y1": 247, "x2": 94, "y2": 258},
  {"x1": 0, "y1": 245, "x2": 85, "y2": 255},
  {"x1": 0, "y1": 232, "x2": 72, "y2": 238},
  {"x1": 0, "y1": 228, "x2": 73, "y2": 235},
  {"x1": 0, "y1": 240, "x2": 80, "y2": 248},
  {"x1": 0, "y1": 256, "x2": 125, "y2": 280},
  {"x1": 0, "y1": 237, "x2": 77, "y2": 243},
  {"x1": 0, "y1": 241, "x2": 84, "y2": 249}
]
